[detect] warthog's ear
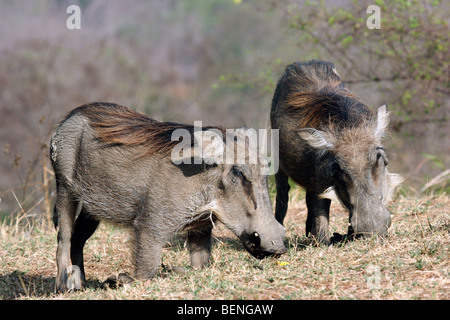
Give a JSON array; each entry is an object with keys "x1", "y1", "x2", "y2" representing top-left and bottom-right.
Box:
[
  {"x1": 375, "y1": 105, "x2": 390, "y2": 139},
  {"x1": 297, "y1": 128, "x2": 334, "y2": 150}
]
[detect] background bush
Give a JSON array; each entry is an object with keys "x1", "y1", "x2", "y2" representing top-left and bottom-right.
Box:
[{"x1": 0, "y1": 0, "x2": 448, "y2": 219}]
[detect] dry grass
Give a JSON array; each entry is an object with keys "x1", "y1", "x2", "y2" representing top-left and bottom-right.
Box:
[{"x1": 0, "y1": 192, "x2": 448, "y2": 300}]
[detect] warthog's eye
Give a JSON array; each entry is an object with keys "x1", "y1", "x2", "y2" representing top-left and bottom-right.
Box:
[
  {"x1": 382, "y1": 154, "x2": 389, "y2": 166},
  {"x1": 232, "y1": 166, "x2": 251, "y2": 186},
  {"x1": 232, "y1": 166, "x2": 243, "y2": 177},
  {"x1": 372, "y1": 153, "x2": 389, "y2": 181}
]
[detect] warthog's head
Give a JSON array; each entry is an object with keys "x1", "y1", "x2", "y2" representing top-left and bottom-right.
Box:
[
  {"x1": 173, "y1": 128, "x2": 287, "y2": 258},
  {"x1": 299, "y1": 106, "x2": 403, "y2": 239},
  {"x1": 220, "y1": 158, "x2": 287, "y2": 258}
]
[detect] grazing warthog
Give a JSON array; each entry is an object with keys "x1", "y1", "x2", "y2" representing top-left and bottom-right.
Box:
[
  {"x1": 271, "y1": 60, "x2": 403, "y2": 245},
  {"x1": 51, "y1": 102, "x2": 286, "y2": 292}
]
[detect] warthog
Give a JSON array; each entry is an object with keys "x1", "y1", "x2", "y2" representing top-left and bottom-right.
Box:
[
  {"x1": 271, "y1": 60, "x2": 403, "y2": 245},
  {"x1": 51, "y1": 102, "x2": 286, "y2": 292}
]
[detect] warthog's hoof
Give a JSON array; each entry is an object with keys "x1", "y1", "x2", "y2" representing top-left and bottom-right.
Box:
[
  {"x1": 330, "y1": 232, "x2": 360, "y2": 245},
  {"x1": 102, "y1": 273, "x2": 135, "y2": 288},
  {"x1": 66, "y1": 265, "x2": 82, "y2": 291},
  {"x1": 160, "y1": 264, "x2": 187, "y2": 275}
]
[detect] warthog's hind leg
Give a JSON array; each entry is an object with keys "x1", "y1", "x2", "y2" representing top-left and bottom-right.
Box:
[
  {"x1": 70, "y1": 208, "x2": 100, "y2": 287},
  {"x1": 54, "y1": 186, "x2": 78, "y2": 293}
]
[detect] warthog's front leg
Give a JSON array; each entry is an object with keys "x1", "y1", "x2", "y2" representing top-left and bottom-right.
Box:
[
  {"x1": 274, "y1": 170, "x2": 290, "y2": 225},
  {"x1": 132, "y1": 223, "x2": 166, "y2": 280},
  {"x1": 188, "y1": 226, "x2": 212, "y2": 269},
  {"x1": 305, "y1": 192, "x2": 331, "y2": 245}
]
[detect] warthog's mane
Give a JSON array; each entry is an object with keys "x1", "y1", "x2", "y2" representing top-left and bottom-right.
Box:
[
  {"x1": 284, "y1": 88, "x2": 374, "y2": 131},
  {"x1": 284, "y1": 88, "x2": 386, "y2": 174},
  {"x1": 272, "y1": 60, "x2": 374, "y2": 131},
  {"x1": 71, "y1": 102, "x2": 226, "y2": 157}
]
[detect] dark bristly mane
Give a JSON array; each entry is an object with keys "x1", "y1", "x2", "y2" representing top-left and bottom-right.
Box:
[
  {"x1": 272, "y1": 60, "x2": 374, "y2": 131},
  {"x1": 71, "y1": 102, "x2": 225, "y2": 157},
  {"x1": 284, "y1": 88, "x2": 373, "y2": 130}
]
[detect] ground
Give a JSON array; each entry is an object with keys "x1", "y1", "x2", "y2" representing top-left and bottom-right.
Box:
[{"x1": 0, "y1": 194, "x2": 448, "y2": 300}]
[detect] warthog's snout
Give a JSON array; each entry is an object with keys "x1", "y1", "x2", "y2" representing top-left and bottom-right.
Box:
[
  {"x1": 349, "y1": 204, "x2": 391, "y2": 240},
  {"x1": 240, "y1": 224, "x2": 287, "y2": 259}
]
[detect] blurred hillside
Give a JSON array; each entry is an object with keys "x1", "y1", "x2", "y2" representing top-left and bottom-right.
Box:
[{"x1": 0, "y1": 0, "x2": 448, "y2": 216}]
